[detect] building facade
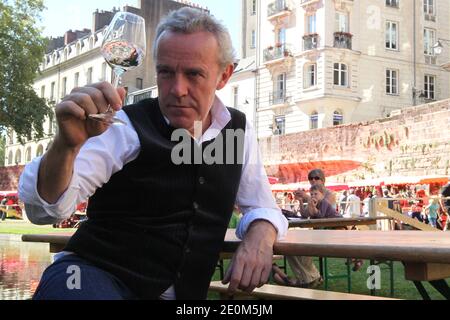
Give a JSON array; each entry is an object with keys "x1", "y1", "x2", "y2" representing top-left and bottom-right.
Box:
[
  {"x1": 4, "y1": 0, "x2": 207, "y2": 167},
  {"x1": 254, "y1": 0, "x2": 450, "y2": 138}
]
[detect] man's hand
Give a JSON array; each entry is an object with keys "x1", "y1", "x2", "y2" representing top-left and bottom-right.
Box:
[
  {"x1": 56, "y1": 82, "x2": 127, "y2": 149},
  {"x1": 222, "y1": 220, "x2": 277, "y2": 295}
]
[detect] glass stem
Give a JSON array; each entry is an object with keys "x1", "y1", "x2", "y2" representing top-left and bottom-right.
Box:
[{"x1": 112, "y1": 68, "x2": 125, "y2": 88}]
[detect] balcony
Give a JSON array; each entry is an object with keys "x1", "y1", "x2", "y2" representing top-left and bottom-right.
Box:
[
  {"x1": 270, "y1": 90, "x2": 289, "y2": 105},
  {"x1": 263, "y1": 43, "x2": 293, "y2": 63},
  {"x1": 303, "y1": 33, "x2": 319, "y2": 51},
  {"x1": 267, "y1": 0, "x2": 293, "y2": 20},
  {"x1": 334, "y1": 32, "x2": 352, "y2": 50}
]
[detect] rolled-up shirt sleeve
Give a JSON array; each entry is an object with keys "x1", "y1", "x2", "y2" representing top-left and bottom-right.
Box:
[
  {"x1": 18, "y1": 111, "x2": 140, "y2": 225},
  {"x1": 235, "y1": 121, "x2": 288, "y2": 240}
]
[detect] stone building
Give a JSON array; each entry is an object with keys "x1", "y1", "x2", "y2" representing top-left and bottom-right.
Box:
[
  {"x1": 4, "y1": 0, "x2": 207, "y2": 168},
  {"x1": 253, "y1": 0, "x2": 450, "y2": 138}
]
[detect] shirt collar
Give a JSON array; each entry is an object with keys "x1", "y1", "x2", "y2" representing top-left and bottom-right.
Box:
[{"x1": 163, "y1": 95, "x2": 231, "y2": 144}]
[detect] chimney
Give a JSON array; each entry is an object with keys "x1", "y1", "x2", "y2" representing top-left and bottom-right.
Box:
[{"x1": 64, "y1": 30, "x2": 76, "y2": 45}]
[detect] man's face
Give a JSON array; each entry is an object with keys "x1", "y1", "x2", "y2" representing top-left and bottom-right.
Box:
[
  {"x1": 310, "y1": 190, "x2": 324, "y2": 202},
  {"x1": 156, "y1": 31, "x2": 233, "y2": 135}
]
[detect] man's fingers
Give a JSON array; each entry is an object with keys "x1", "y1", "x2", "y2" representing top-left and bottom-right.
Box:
[
  {"x1": 241, "y1": 267, "x2": 262, "y2": 293},
  {"x1": 56, "y1": 100, "x2": 88, "y2": 121},
  {"x1": 226, "y1": 258, "x2": 244, "y2": 294},
  {"x1": 89, "y1": 82, "x2": 124, "y2": 111},
  {"x1": 222, "y1": 260, "x2": 233, "y2": 285},
  {"x1": 258, "y1": 265, "x2": 271, "y2": 288},
  {"x1": 117, "y1": 87, "x2": 127, "y2": 104}
]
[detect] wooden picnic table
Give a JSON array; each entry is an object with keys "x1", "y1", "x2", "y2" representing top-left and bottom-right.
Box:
[
  {"x1": 287, "y1": 216, "x2": 392, "y2": 229},
  {"x1": 22, "y1": 228, "x2": 450, "y2": 299}
]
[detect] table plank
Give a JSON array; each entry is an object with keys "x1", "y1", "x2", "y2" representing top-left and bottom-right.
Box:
[
  {"x1": 223, "y1": 229, "x2": 450, "y2": 264},
  {"x1": 287, "y1": 217, "x2": 391, "y2": 228}
]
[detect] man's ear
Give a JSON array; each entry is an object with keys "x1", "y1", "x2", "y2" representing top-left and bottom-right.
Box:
[{"x1": 216, "y1": 64, "x2": 234, "y2": 90}]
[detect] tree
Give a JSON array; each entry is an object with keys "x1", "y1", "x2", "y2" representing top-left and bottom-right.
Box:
[{"x1": 0, "y1": 0, "x2": 51, "y2": 143}]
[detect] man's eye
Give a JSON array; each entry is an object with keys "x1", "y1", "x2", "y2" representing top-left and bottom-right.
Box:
[
  {"x1": 187, "y1": 71, "x2": 201, "y2": 77},
  {"x1": 158, "y1": 70, "x2": 172, "y2": 76}
]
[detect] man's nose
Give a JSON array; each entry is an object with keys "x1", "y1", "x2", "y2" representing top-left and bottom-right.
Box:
[{"x1": 170, "y1": 74, "x2": 188, "y2": 97}]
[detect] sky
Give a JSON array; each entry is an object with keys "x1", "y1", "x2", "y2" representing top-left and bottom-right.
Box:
[{"x1": 40, "y1": 0, "x2": 241, "y2": 57}]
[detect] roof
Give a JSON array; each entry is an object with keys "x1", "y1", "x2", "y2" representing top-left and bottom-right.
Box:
[{"x1": 233, "y1": 56, "x2": 256, "y2": 74}]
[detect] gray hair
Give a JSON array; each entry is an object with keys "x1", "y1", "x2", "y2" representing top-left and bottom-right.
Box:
[{"x1": 153, "y1": 7, "x2": 236, "y2": 69}]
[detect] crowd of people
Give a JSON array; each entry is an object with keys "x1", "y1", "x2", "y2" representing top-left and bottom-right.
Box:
[{"x1": 274, "y1": 182, "x2": 450, "y2": 231}]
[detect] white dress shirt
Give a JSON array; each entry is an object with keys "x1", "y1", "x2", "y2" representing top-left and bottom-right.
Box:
[
  {"x1": 19, "y1": 96, "x2": 288, "y2": 300},
  {"x1": 19, "y1": 96, "x2": 288, "y2": 238}
]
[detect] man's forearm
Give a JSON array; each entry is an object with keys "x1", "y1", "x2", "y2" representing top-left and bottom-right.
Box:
[{"x1": 37, "y1": 137, "x2": 80, "y2": 204}]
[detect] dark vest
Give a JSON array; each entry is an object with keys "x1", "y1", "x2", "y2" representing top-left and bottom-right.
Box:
[{"x1": 65, "y1": 98, "x2": 246, "y2": 299}]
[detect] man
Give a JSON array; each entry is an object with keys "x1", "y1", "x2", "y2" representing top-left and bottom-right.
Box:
[
  {"x1": 19, "y1": 8, "x2": 287, "y2": 300},
  {"x1": 273, "y1": 169, "x2": 335, "y2": 288}
]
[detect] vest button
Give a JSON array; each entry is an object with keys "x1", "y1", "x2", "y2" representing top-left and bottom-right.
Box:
[
  {"x1": 177, "y1": 272, "x2": 181, "y2": 279},
  {"x1": 193, "y1": 202, "x2": 199, "y2": 210},
  {"x1": 199, "y1": 177, "x2": 206, "y2": 185},
  {"x1": 185, "y1": 247, "x2": 191, "y2": 254}
]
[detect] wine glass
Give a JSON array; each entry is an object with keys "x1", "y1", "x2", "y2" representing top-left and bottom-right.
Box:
[{"x1": 89, "y1": 11, "x2": 146, "y2": 125}]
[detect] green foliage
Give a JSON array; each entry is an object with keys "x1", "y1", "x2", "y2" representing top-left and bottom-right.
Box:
[{"x1": 0, "y1": 0, "x2": 51, "y2": 143}]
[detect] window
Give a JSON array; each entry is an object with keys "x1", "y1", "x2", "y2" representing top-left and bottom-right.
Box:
[
  {"x1": 101, "y1": 63, "x2": 107, "y2": 81},
  {"x1": 386, "y1": 0, "x2": 399, "y2": 8},
  {"x1": 15, "y1": 150, "x2": 21, "y2": 165},
  {"x1": 333, "y1": 63, "x2": 348, "y2": 87},
  {"x1": 48, "y1": 113, "x2": 54, "y2": 134},
  {"x1": 74, "y1": 72, "x2": 79, "y2": 88},
  {"x1": 40, "y1": 85, "x2": 45, "y2": 98},
  {"x1": 274, "y1": 116, "x2": 285, "y2": 135},
  {"x1": 277, "y1": 28, "x2": 286, "y2": 45},
  {"x1": 386, "y1": 21, "x2": 398, "y2": 50},
  {"x1": 273, "y1": 73, "x2": 286, "y2": 104},
  {"x1": 310, "y1": 111, "x2": 319, "y2": 129},
  {"x1": 333, "y1": 111, "x2": 343, "y2": 126},
  {"x1": 251, "y1": 0, "x2": 256, "y2": 15},
  {"x1": 424, "y1": 0, "x2": 435, "y2": 16},
  {"x1": 307, "y1": 14, "x2": 317, "y2": 34},
  {"x1": 61, "y1": 77, "x2": 67, "y2": 98},
  {"x1": 251, "y1": 30, "x2": 256, "y2": 48},
  {"x1": 8, "y1": 151, "x2": 13, "y2": 165},
  {"x1": 424, "y1": 28, "x2": 436, "y2": 55},
  {"x1": 233, "y1": 86, "x2": 239, "y2": 108},
  {"x1": 386, "y1": 69, "x2": 398, "y2": 95},
  {"x1": 424, "y1": 75, "x2": 435, "y2": 100},
  {"x1": 304, "y1": 64, "x2": 317, "y2": 88},
  {"x1": 7, "y1": 131, "x2": 13, "y2": 145},
  {"x1": 25, "y1": 147, "x2": 32, "y2": 163},
  {"x1": 87, "y1": 67, "x2": 93, "y2": 85},
  {"x1": 136, "y1": 78, "x2": 143, "y2": 90},
  {"x1": 50, "y1": 82, "x2": 55, "y2": 101},
  {"x1": 36, "y1": 145, "x2": 44, "y2": 157},
  {"x1": 335, "y1": 12, "x2": 349, "y2": 32}
]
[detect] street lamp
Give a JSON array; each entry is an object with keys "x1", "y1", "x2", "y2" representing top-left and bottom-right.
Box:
[
  {"x1": 432, "y1": 40, "x2": 444, "y2": 55},
  {"x1": 432, "y1": 38, "x2": 450, "y2": 55}
]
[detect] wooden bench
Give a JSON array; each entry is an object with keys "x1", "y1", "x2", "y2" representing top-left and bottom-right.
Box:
[{"x1": 209, "y1": 281, "x2": 399, "y2": 300}]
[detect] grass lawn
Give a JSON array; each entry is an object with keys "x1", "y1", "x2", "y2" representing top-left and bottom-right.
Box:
[
  {"x1": 209, "y1": 257, "x2": 450, "y2": 300},
  {"x1": 0, "y1": 219, "x2": 76, "y2": 235}
]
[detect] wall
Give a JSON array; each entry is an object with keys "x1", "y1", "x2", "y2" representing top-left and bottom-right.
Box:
[{"x1": 260, "y1": 98, "x2": 450, "y2": 183}]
